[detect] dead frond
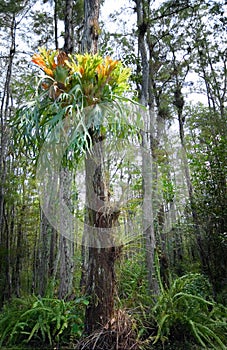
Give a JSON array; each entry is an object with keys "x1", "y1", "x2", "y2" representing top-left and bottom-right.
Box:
[{"x1": 74, "y1": 309, "x2": 141, "y2": 350}]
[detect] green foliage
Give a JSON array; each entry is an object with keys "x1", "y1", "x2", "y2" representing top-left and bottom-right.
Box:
[
  {"x1": 116, "y1": 249, "x2": 154, "y2": 343},
  {"x1": 151, "y1": 273, "x2": 227, "y2": 349},
  {"x1": 117, "y1": 250, "x2": 149, "y2": 308},
  {"x1": 13, "y1": 50, "x2": 141, "y2": 165},
  {"x1": 31, "y1": 10, "x2": 54, "y2": 45},
  {"x1": 106, "y1": 251, "x2": 227, "y2": 350},
  {"x1": 0, "y1": 0, "x2": 26, "y2": 17},
  {"x1": 186, "y1": 104, "x2": 227, "y2": 296},
  {"x1": 0, "y1": 295, "x2": 89, "y2": 347}
]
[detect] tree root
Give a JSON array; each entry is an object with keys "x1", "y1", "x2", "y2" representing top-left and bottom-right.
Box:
[{"x1": 75, "y1": 309, "x2": 141, "y2": 350}]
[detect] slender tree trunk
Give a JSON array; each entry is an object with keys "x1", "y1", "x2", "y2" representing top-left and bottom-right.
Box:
[
  {"x1": 58, "y1": 235, "x2": 74, "y2": 299},
  {"x1": 13, "y1": 204, "x2": 25, "y2": 297},
  {"x1": 57, "y1": 0, "x2": 75, "y2": 299},
  {"x1": 32, "y1": 227, "x2": 39, "y2": 293},
  {"x1": 58, "y1": 168, "x2": 74, "y2": 299},
  {"x1": 37, "y1": 210, "x2": 51, "y2": 296},
  {"x1": 0, "y1": 14, "x2": 16, "y2": 245},
  {"x1": 54, "y1": 0, "x2": 59, "y2": 49},
  {"x1": 136, "y1": 0, "x2": 159, "y2": 295},
  {"x1": 0, "y1": 14, "x2": 16, "y2": 306},
  {"x1": 35, "y1": 3, "x2": 76, "y2": 298},
  {"x1": 174, "y1": 83, "x2": 209, "y2": 273},
  {"x1": 142, "y1": 130, "x2": 159, "y2": 294},
  {"x1": 35, "y1": 181, "x2": 59, "y2": 296},
  {"x1": 35, "y1": 165, "x2": 59, "y2": 296},
  {"x1": 64, "y1": 0, "x2": 74, "y2": 54}
]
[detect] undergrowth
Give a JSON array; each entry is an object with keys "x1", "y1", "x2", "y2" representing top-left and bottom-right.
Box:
[
  {"x1": 117, "y1": 251, "x2": 227, "y2": 350},
  {"x1": 147, "y1": 273, "x2": 227, "y2": 349},
  {"x1": 0, "y1": 295, "x2": 88, "y2": 348},
  {"x1": 0, "y1": 252, "x2": 226, "y2": 350}
]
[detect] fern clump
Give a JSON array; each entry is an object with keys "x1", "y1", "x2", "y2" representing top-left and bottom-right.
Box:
[
  {"x1": 151, "y1": 273, "x2": 227, "y2": 349},
  {"x1": 0, "y1": 295, "x2": 88, "y2": 347}
]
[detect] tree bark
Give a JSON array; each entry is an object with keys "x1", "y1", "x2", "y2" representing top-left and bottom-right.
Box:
[
  {"x1": 0, "y1": 13, "x2": 16, "y2": 307},
  {"x1": 54, "y1": 0, "x2": 59, "y2": 49},
  {"x1": 136, "y1": 0, "x2": 159, "y2": 295},
  {"x1": 58, "y1": 168, "x2": 74, "y2": 299},
  {"x1": 37, "y1": 210, "x2": 52, "y2": 296},
  {"x1": 81, "y1": 0, "x2": 100, "y2": 54},
  {"x1": 64, "y1": 0, "x2": 74, "y2": 53},
  {"x1": 13, "y1": 204, "x2": 25, "y2": 297},
  {"x1": 81, "y1": 0, "x2": 122, "y2": 334},
  {"x1": 57, "y1": 0, "x2": 75, "y2": 299},
  {"x1": 84, "y1": 136, "x2": 121, "y2": 333}
]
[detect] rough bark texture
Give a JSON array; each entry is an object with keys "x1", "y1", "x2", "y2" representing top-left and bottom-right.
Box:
[
  {"x1": 64, "y1": 0, "x2": 74, "y2": 53},
  {"x1": 57, "y1": 0, "x2": 75, "y2": 299},
  {"x1": 81, "y1": 0, "x2": 121, "y2": 333},
  {"x1": 84, "y1": 138, "x2": 121, "y2": 333},
  {"x1": 37, "y1": 211, "x2": 52, "y2": 296},
  {"x1": 58, "y1": 168, "x2": 74, "y2": 299},
  {"x1": 81, "y1": 0, "x2": 100, "y2": 54}
]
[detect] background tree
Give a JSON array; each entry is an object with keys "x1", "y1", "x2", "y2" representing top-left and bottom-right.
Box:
[
  {"x1": 0, "y1": 0, "x2": 34, "y2": 306},
  {"x1": 0, "y1": 0, "x2": 226, "y2": 348},
  {"x1": 135, "y1": 0, "x2": 159, "y2": 295}
]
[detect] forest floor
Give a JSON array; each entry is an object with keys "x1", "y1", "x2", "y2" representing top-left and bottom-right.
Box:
[{"x1": 0, "y1": 343, "x2": 215, "y2": 350}]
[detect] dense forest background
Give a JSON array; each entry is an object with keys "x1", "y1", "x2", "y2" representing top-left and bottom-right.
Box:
[{"x1": 0, "y1": 0, "x2": 226, "y2": 349}]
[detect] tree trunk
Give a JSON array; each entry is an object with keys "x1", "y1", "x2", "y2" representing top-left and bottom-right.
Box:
[
  {"x1": 81, "y1": 0, "x2": 122, "y2": 334},
  {"x1": 12, "y1": 204, "x2": 25, "y2": 297},
  {"x1": 84, "y1": 137, "x2": 121, "y2": 333},
  {"x1": 81, "y1": 0, "x2": 100, "y2": 54},
  {"x1": 174, "y1": 82, "x2": 209, "y2": 273},
  {"x1": 58, "y1": 168, "x2": 74, "y2": 299},
  {"x1": 57, "y1": 0, "x2": 75, "y2": 299},
  {"x1": 0, "y1": 13, "x2": 16, "y2": 306},
  {"x1": 54, "y1": 0, "x2": 59, "y2": 49},
  {"x1": 37, "y1": 210, "x2": 52, "y2": 296},
  {"x1": 64, "y1": 0, "x2": 74, "y2": 53},
  {"x1": 136, "y1": 0, "x2": 159, "y2": 295},
  {"x1": 35, "y1": 171, "x2": 59, "y2": 296}
]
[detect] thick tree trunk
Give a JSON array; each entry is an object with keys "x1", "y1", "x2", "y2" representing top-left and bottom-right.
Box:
[
  {"x1": 84, "y1": 135, "x2": 120, "y2": 334},
  {"x1": 81, "y1": 0, "x2": 122, "y2": 334},
  {"x1": 81, "y1": 0, "x2": 100, "y2": 54}
]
